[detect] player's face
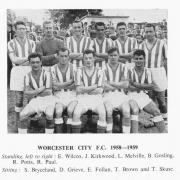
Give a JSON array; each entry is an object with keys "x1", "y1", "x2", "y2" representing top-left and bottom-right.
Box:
[
  {"x1": 163, "y1": 30, "x2": 167, "y2": 39},
  {"x1": 136, "y1": 35, "x2": 143, "y2": 44},
  {"x1": 156, "y1": 30, "x2": 162, "y2": 39},
  {"x1": 73, "y1": 22, "x2": 83, "y2": 36},
  {"x1": 108, "y1": 51, "x2": 119, "y2": 65},
  {"x1": 96, "y1": 25, "x2": 105, "y2": 38},
  {"x1": 44, "y1": 23, "x2": 53, "y2": 37},
  {"x1": 58, "y1": 50, "x2": 69, "y2": 65},
  {"x1": 116, "y1": 25, "x2": 127, "y2": 37},
  {"x1": 145, "y1": 27, "x2": 155, "y2": 40},
  {"x1": 83, "y1": 53, "x2": 94, "y2": 68},
  {"x1": 16, "y1": 24, "x2": 26, "y2": 39},
  {"x1": 30, "y1": 57, "x2": 42, "y2": 71},
  {"x1": 133, "y1": 55, "x2": 145, "y2": 68}
]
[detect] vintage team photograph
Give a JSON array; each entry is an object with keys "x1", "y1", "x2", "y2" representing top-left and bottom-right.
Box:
[{"x1": 7, "y1": 9, "x2": 168, "y2": 134}]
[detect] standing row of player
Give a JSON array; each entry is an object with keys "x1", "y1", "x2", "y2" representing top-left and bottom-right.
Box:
[{"x1": 8, "y1": 19, "x2": 167, "y2": 133}]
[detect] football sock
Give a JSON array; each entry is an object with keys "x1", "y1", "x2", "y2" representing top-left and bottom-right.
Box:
[
  {"x1": 153, "y1": 115, "x2": 166, "y2": 133},
  {"x1": 18, "y1": 128, "x2": 27, "y2": 134},
  {"x1": 54, "y1": 118, "x2": 64, "y2": 133},
  {"x1": 131, "y1": 115, "x2": 139, "y2": 133},
  {"x1": 45, "y1": 119, "x2": 54, "y2": 134},
  {"x1": 66, "y1": 118, "x2": 72, "y2": 133},
  {"x1": 122, "y1": 117, "x2": 131, "y2": 133},
  {"x1": 97, "y1": 121, "x2": 106, "y2": 133}
]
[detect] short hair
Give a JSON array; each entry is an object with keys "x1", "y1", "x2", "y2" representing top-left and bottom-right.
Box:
[
  {"x1": 28, "y1": 53, "x2": 42, "y2": 62},
  {"x1": 14, "y1": 21, "x2": 26, "y2": 29},
  {"x1": 144, "y1": 23, "x2": 155, "y2": 31},
  {"x1": 73, "y1": 20, "x2": 83, "y2": 28},
  {"x1": 133, "y1": 49, "x2": 146, "y2": 59},
  {"x1": 95, "y1": 22, "x2": 106, "y2": 29},
  {"x1": 107, "y1": 47, "x2": 118, "y2": 55},
  {"x1": 83, "y1": 49, "x2": 95, "y2": 57},
  {"x1": 116, "y1": 22, "x2": 127, "y2": 29},
  {"x1": 57, "y1": 47, "x2": 70, "y2": 55},
  {"x1": 43, "y1": 20, "x2": 53, "y2": 28}
]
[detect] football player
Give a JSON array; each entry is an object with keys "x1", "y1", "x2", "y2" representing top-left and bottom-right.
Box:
[
  {"x1": 72, "y1": 49, "x2": 106, "y2": 133},
  {"x1": 51, "y1": 47, "x2": 77, "y2": 133},
  {"x1": 19, "y1": 53, "x2": 57, "y2": 133},
  {"x1": 139, "y1": 23, "x2": 167, "y2": 122},
  {"x1": 127, "y1": 49, "x2": 166, "y2": 133},
  {"x1": 114, "y1": 22, "x2": 137, "y2": 69},
  {"x1": 66, "y1": 20, "x2": 94, "y2": 69},
  {"x1": 8, "y1": 21, "x2": 36, "y2": 133},
  {"x1": 36, "y1": 21, "x2": 65, "y2": 72},
  {"x1": 103, "y1": 47, "x2": 131, "y2": 133},
  {"x1": 93, "y1": 22, "x2": 113, "y2": 69}
]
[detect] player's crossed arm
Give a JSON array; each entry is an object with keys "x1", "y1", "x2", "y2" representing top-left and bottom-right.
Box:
[
  {"x1": 24, "y1": 85, "x2": 46, "y2": 97},
  {"x1": 103, "y1": 82, "x2": 116, "y2": 92},
  {"x1": 118, "y1": 51, "x2": 135, "y2": 63},
  {"x1": 35, "y1": 43, "x2": 58, "y2": 66},
  {"x1": 8, "y1": 41, "x2": 34, "y2": 66},
  {"x1": 95, "y1": 53, "x2": 108, "y2": 59},
  {"x1": 75, "y1": 69, "x2": 97, "y2": 94},
  {"x1": 69, "y1": 53, "x2": 83, "y2": 60},
  {"x1": 110, "y1": 80, "x2": 129, "y2": 90},
  {"x1": 130, "y1": 81, "x2": 154, "y2": 91},
  {"x1": 50, "y1": 68, "x2": 74, "y2": 91},
  {"x1": 76, "y1": 84, "x2": 97, "y2": 94},
  {"x1": 88, "y1": 69, "x2": 104, "y2": 95},
  {"x1": 8, "y1": 52, "x2": 29, "y2": 66},
  {"x1": 103, "y1": 71, "x2": 116, "y2": 92},
  {"x1": 128, "y1": 69, "x2": 154, "y2": 91},
  {"x1": 52, "y1": 80, "x2": 74, "y2": 91}
]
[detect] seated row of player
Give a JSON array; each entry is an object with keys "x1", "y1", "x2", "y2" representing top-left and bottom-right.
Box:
[{"x1": 18, "y1": 47, "x2": 166, "y2": 134}]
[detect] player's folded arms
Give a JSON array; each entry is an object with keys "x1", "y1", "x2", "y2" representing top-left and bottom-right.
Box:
[
  {"x1": 76, "y1": 84, "x2": 97, "y2": 94},
  {"x1": 129, "y1": 81, "x2": 154, "y2": 91},
  {"x1": 24, "y1": 86, "x2": 52, "y2": 98},
  {"x1": 109, "y1": 80, "x2": 129, "y2": 90},
  {"x1": 88, "y1": 87, "x2": 103, "y2": 95},
  {"x1": 53, "y1": 79, "x2": 73, "y2": 91},
  {"x1": 69, "y1": 53, "x2": 83, "y2": 60}
]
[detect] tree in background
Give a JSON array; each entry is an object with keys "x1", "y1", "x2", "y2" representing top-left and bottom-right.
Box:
[{"x1": 48, "y1": 9, "x2": 103, "y2": 28}]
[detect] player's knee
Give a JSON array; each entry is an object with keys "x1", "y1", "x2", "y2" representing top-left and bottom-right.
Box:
[
  {"x1": 45, "y1": 106, "x2": 54, "y2": 120},
  {"x1": 19, "y1": 107, "x2": 31, "y2": 119},
  {"x1": 19, "y1": 110, "x2": 25, "y2": 119}
]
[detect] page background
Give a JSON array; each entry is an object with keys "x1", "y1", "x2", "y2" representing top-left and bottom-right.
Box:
[{"x1": 0, "y1": 1, "x2": 180, "y2": 179}]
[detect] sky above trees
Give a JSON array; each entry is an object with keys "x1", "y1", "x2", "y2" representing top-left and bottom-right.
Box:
[{"x1": 12, "y1": 9, "x2": 167, "y2": 25}]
